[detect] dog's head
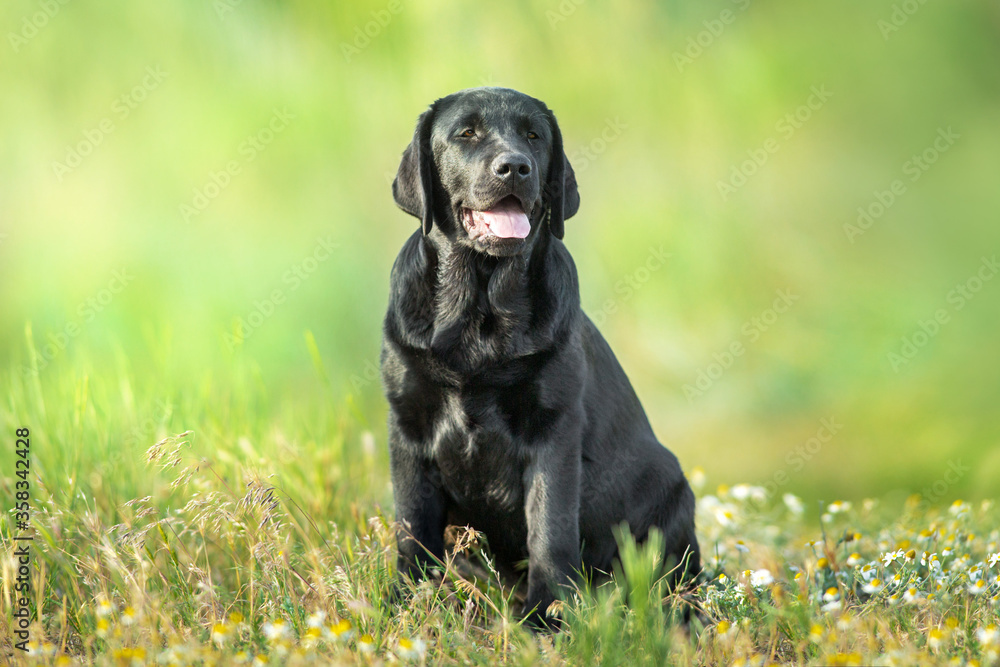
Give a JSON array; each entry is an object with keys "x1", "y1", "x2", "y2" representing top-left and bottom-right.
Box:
[{"x1": 393, "y1": 87, "x2": 579, "y2": 257}]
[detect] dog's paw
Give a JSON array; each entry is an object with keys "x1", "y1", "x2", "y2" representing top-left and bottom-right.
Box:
[{"x1": 520, "y1": 599, "x2": 565, "y2": 633}]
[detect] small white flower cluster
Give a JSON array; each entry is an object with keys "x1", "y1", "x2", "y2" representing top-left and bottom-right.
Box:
[{"x1": 694, "y1": 485, "x2": 999, "y2": 666}]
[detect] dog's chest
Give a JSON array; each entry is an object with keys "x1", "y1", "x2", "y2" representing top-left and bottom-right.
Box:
[{"x1": 432, "y1": 412, "x2": 526, "y2": 513}]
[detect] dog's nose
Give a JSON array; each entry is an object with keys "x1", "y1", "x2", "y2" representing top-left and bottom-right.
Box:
[{"x1": 492, "y1": 153, "x2": 532, "y2": 180}]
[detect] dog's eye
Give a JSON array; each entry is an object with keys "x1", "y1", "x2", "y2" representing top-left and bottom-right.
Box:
[
  {"x1": 459, "y1": 128, "x2": 475, "y2": 138},
  {"x1": 527, "y1": 131, "x2": 539, "y2": 140}
]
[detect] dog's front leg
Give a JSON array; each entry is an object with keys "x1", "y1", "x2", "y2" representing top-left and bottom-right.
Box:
[
  {"x1": 389, "y1": 429, "x2": 447, "y2": 584},
  {"x1": 521, "y1": 431, "x2": 582, "y2": 630}
]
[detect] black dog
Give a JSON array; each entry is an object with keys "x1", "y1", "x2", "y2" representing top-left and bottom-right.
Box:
[{"x1": 381, "y1": 87, "x2": 699, "y2": 628}]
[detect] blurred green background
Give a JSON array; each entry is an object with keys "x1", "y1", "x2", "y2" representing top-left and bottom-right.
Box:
[{"x1": 2, "y1": 0, "x2": 999, "y2": 504}]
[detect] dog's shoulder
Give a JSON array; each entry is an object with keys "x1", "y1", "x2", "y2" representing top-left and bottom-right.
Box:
[
  {"x1": 540, "y1": 238, "x2": 579, "y2": 301},
  {"x1": 388, "y1": 230, "x2": 434, "y2": 297},
  {"x1": 384, "y1": 231, "x2": 436, "y2": 346}
]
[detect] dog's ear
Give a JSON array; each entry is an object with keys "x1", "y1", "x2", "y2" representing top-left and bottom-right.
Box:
[
  {"x1": 544, "y1": 110, "x2": 580, "y2": 240},
  {"x1": 393, "y1": 105, "x2": 437, "y2": 235}
]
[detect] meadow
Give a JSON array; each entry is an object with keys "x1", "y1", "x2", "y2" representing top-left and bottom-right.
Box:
[
  {"x1": 2, "y1": 0, "x2": 999, "y2": 663},
  {"x1": 2, "y1": 355, "x2": 999, "y2": 665}
]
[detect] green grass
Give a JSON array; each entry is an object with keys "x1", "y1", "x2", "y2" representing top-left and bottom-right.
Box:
[{"x1": 1, "y1": 337, "x2": 997, "y2": 665}]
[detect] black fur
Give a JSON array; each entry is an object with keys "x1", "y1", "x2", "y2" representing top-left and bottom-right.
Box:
[{"x1": 382, "y1": 87, "x2": 699, "y2": 629}]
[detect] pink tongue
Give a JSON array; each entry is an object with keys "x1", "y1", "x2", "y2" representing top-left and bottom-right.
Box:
[{"x1": 476, "y1": 202, "x2": 530, "y2": 239}]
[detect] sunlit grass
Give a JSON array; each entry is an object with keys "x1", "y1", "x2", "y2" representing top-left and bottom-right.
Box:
[{"x1": 1, "y1": 342, "x2": 997, "y2": 665}]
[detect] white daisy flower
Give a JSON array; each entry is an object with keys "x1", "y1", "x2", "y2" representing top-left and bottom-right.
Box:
[
  {"x1": 859, "y1": 562, "x2": 879, "y2": 580},
  {"x1": 862, "y1": 578, "x2": 884, "y2": 594},
  {"x1": 121, "y1": 606, "x2": 139, "y2": 626},
  {"x1": 928, "y1": 628, "x2": 947, "y2": 650},
  {"x1": 783, "y1": 493, "x2": 805, "y2": 515},
  {"x1": 881, "y1": 550, "x2": 905, "y2": 566},
  {"x1": 977, "y1": 624, "x2": 998, "y2": 646},
  {"x1": 728, "y1": 484, "x2": 765, "y2": 503},
  {"x1": 302, "y1": 626, "x2": 323, "y2": 648},
  {"x1": 827, "y1": 500, "x2": 852, "y2": 514},
  {"x1": 715, "y1": 507, "x2": 736, "y2": 526},
  {"x1": 328, "y1": 619, "x2": 355, "y2": 642},
  {"x1": 357, "y1": 634, "x2": 376, "y2": 653},
  {"x1": 95, "y1": 596, "x2": 116, "y2": 618},
  {"x1": 262, "y1": 618, "x2": 290, "y2": 641},
  {"x1": 969, "y1": 579, "x2": 988, "y2": 595},
  {"x1": 211, "y1": 622, "x2": 230, "y2": 647},
  {"x1": 731, "y1": 484, "x2": 752, "y2": 501},
  {"x1": 396, "y1": 636, "x2": 427, "y2": 661},
  {"x1": 949, "y1": 500, "x2": 970, "y2": 517}
]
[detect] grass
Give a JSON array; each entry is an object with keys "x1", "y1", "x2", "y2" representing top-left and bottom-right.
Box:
[{"x1": 1, "y1": 332, "x2": 998, "y2": 666}]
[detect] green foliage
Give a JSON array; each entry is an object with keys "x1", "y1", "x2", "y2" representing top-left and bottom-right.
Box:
[{"x1": 1, "y1": 353, "x2": 997, "y2": 664}]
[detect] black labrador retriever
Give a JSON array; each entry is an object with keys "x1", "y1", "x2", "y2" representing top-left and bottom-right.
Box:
[{"x1": 381, "y1": 87, "x2": 700, "y2": 628}]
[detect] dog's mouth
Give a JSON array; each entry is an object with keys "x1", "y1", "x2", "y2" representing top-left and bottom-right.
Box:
[{"x1": 461, "y1": 195, "x2": 531, "y2": 242}]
